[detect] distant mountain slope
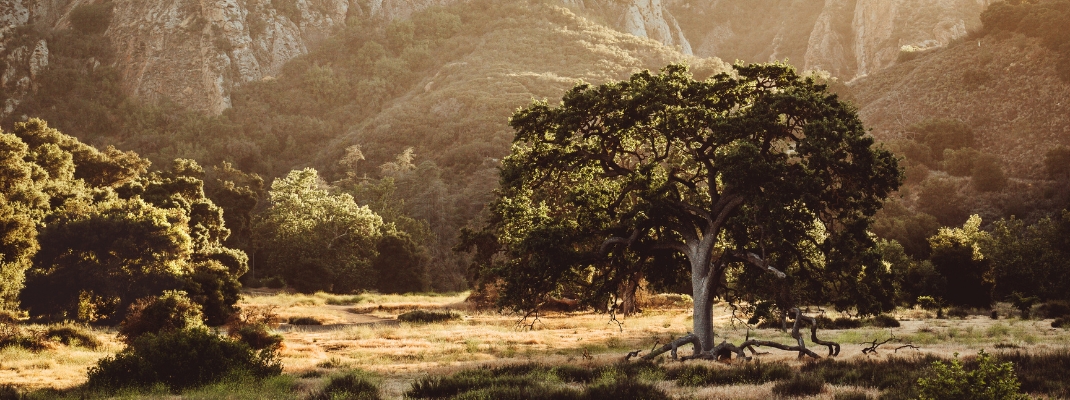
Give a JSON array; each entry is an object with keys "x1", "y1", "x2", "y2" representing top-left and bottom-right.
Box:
[{"x1": 850, "y1": 21, "x2": 1070, "y2": 178}]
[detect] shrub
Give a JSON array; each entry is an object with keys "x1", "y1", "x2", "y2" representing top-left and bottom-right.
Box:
[
  {"x1": 0, "y1": 323, "x2": 47, "y2": 351},
  {"x1": 917, "y1": 350, "x2": 1027, "y2": 400},
  {"x1": 815, "y1": 315, "x2": 864, "y2": 329},
  {"x1": 118, "y1": 291, "x2": 205, "y2": 343},
  {"x1": 308, "y1": 371, "x2": 381, "y2": 400},
  {"x1": 262, "y1": 276, "x2": 286, "y2": 289},
  {"x1": 86, "y1": 328, "x2": 282, "y2": 391},
  {"x1": 287, "y1": 316, "x2": 322, "y2": 325},
  {"x1": 226, "y1": 306, "x2": 282, "y2": 350},
  {"x1": 45, "y1": 324, "x2": 102, "y2": 349},
  {"x1": 947, "y1": 307, "x2": 971, "y2": 319},
  {"x1": 1053, "y1": 318, "x2": 1069, "y2": 328},
  {"x1": 867, "y1": 314, "x2": 901, "y2": 328},
  {"x1": 398, "y1": 309, "x2": 460, "y2": 323},
  {"x1": 1039, "y1": 301, "x2": 1070, "y2": 319},
  {"x1": 772, "y1": 374, "x2": 825, "y2": 397}
]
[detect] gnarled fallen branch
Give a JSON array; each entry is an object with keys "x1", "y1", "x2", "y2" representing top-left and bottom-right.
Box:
[{"x1": 640, "y1": 308, "x2": 839, "y2": 361}]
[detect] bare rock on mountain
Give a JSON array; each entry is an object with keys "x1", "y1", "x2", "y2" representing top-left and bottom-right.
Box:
[
  {"x1": 620, "y1": 0, "x2": 692, "y2": 55},
  {"x1": 672, "y1": 0, "x2": 993, "y2": 80},
  {"x1": 365, "y1": 0, "x2": 462, "y2": 21},
  {"x1": 106, "y1": 0, "x2": 350, "y2": 114}
]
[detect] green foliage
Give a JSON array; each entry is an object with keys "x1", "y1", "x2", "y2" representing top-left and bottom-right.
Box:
[
  {"x1": 372, "y1": 231, "x2": 430, "y2": 294},
  {"x1": 985, "y1": 213, "x2": 1070, "y2": 303},
  {"x1": 771, "y1": 374, "x2": 825, "y2": 397},
  {"x1": 255, "y1": 168, "x2": 383, "y2": 293},
  {"x1": 917, "y1": 176, "x2": 969, "y2": 227},
  {"x1": 308, "y1": 371, "x2": 382, "y2": 400},
  {"x1": 21, "y1": 195, "x2": 191, "y2": 323},
  {"x1": 69, "y1": 2, "x2": 114, "y2": 35},
  {"x1": 3, "y1": 120, "x2": 244, "y2": 324},
  {"x1": 397, "y1": 309, "x2": 460, "y2": 324},
  {"x1": 910, "y1": 119, "x2": 978, "y2": 162},
  {"x1": 86, "y1": 328, "x2": 282, "y2": 392},
  {"x1": 917, "y1": 350, "x2": 1028, "y2": 400},
  {"x1": 928, "y1": 215, "x2": 993, "y2": 308},
  {"x1": 972, "y1": 153, "x2": 1008, "y2": 192},
  {"x1": 118, "y1": 291, "x2": 205, "y2": 343}
]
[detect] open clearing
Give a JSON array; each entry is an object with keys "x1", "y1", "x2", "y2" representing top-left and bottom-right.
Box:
[{"x1": 4, "y1": 290, "x2": 1069, "y2": 398}]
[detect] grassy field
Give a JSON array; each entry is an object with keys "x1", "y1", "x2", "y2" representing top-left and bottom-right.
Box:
[{"x1": 3, "y1": 290, "x2": 1070, "y2": 398}]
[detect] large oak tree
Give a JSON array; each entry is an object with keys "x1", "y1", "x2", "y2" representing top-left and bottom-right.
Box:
[{"x1": 466, "y1": 64, "x2": 901, "y2": 359}]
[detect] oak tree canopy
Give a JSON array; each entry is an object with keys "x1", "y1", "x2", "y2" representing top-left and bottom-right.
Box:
[{"x1": 466, "y1": 63, "x2": 902, "y2": 359}]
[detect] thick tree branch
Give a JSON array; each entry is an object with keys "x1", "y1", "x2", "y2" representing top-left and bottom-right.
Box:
[{"x1": 732, "y1": 251, "x2": 787, "y2": 278}]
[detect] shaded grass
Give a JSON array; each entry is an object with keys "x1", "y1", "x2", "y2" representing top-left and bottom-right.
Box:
[
  {"x1": 667, "y1": 360, "x2": 793, "y2": 386},
  {"x1": 406, "y1": 362, "x2": 668, "y2": 399},
  {"x1": 771, "y1": 373, "x2": 825, "y2": 397},
  {"x1": 308, "y1": 370, "x2": 381, "y2": 400}
]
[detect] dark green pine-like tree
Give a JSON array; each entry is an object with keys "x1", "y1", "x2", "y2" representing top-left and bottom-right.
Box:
[{"x1": 463, "y1": 63, "x2": 901, "y2": 360}]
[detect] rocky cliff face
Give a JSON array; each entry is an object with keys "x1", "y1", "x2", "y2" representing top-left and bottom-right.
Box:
[
  {"x1": 0, "y1": 0, "x2": 66, "y2": 117},
  {"x1": 107, "y1": 0, "x2": 352, "y2": 114},
  {"x1": 671, "y1": 0, "x2": 993, "y2": 81}
]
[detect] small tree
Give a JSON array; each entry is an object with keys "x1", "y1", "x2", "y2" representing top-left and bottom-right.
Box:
[
  {"x1": 256, "y1": 168, "x2": 383, "y2": 293},
  {"x1": 464, "y1": 64, "x2": 901, "y2": 359},
  {"x1": 928, "y1": 215, "x2": 993, "y2": 309}
]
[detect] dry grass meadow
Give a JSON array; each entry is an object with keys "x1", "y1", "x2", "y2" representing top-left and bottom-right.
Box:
[{"x1": 4, "y1": 289, "x2": 1070, "y2": 399}]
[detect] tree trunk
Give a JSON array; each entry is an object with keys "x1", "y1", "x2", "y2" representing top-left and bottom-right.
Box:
[
  {"x1": 618, "y1": 272, "x2": 643, "y2": 316},
  {"x1": 691, "y1": 272, "x2": 716, "y2": 353}
]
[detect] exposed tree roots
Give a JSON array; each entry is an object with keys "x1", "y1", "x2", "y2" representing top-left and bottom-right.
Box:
[{"x1": 640, "y1": 308, "x2": 840, "y2": 361}]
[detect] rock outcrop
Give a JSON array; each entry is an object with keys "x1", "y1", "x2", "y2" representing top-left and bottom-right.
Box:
[
  {"x1": 106, "y1": 0, "x2": 351, "y2": 114},
  {"x1": 671, "y1": 0, "x2": 993, "y2": 81}
]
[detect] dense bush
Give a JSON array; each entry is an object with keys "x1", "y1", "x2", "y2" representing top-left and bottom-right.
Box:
[
  {"x1": 225, "y1": 306, "x2": 283, "y2": 350},
  {"x1": 287, "y1": 316, "x2": 322, "y2": 325},
  {"x1": 867, "y1": 314, "x2": 901, "y2": 328},
  {"x1": 118, "y1": 291, "x2": 205, "y2": 343},
  {"x1": 917, "y1": 350, "x2": 1027, "y2": 400},
  {"x1": 398, "y1": 310, "x2": 460, "y2": 323},
  {"x1": 44, "y1": 324, "x2": 101, "y2": 349},
  {"x1": 86, "y1": 328, "x2": 281, "y2": 391}
]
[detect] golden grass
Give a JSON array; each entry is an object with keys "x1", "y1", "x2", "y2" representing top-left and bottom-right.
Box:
[
  {"x1": 6, "y1": 291, "x2": 1070, "y2": 399},
  {"x1": 0, "y1": 325, "x2": 121, "y2": 390}
]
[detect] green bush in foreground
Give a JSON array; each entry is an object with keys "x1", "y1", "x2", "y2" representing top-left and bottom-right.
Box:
[
  {"x1": 917, "y1": 350, "x2": 1027, "y2": 400},
  {"x1": 86, "y1": 328, "x2": 281, "y2": 392}
]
